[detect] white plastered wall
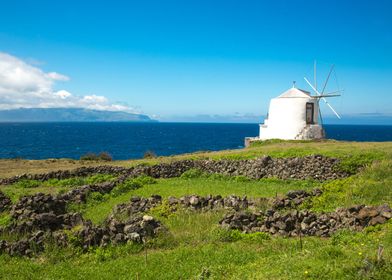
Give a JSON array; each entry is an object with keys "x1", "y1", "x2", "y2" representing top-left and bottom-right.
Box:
[{"x1": 259, "y1": 97, "x2": 319, "y2": 140}]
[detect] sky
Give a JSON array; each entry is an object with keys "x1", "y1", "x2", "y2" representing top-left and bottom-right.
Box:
[{"x1": 0, "y1": 0, "x2": 391, "y2": 123}]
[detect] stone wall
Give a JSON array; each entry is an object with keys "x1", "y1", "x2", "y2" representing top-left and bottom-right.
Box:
[
  {"x1": 220, "y1": 204, "x2": 392, "y2": 237},
  {"x1": 1, "y1": 189, "x2": 391, "y2": 256},
  {"x1": 0, "y1": 155, "x2": 350, "y2": 185}
]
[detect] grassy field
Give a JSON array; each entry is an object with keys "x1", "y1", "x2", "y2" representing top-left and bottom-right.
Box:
[
  {"x1": 0, "y1": 140, "x2": 392, "y2": 279},
  {"x1": 1, "y1": 140, "x2": 391, "y2": 178}
]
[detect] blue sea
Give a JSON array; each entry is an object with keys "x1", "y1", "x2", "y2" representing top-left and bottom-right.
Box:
[{"x1": 0, "y1": 123, "x2": 391, "y2": 160}]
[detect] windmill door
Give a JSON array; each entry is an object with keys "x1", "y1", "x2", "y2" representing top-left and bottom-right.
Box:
[{"x1": 306, "y1": 103, "x2": 314, "y2": 124}]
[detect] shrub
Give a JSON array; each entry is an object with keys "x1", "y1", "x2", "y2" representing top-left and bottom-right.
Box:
[
  {"x1": 180, "y1": 168, "x2": 205, "y2": 179},
  {"x1": 93, "y1": 247, "x2": 114, "y2": 262},
  {"x1": 87, "y1": 192, "x2": 107, "y2": 203},
  {"x1": 144, "y1": 150, "x2": 157, "y2": 159},
  {"x1": 133, "y1": 175, "x2": 157, "y2": 185},
  {"x1": 0, "y1": 214, "x2": 11, "y2": 227},
  {"x1": 80, "y1": 152, "x2": 99, "y2": 161},
  {"x1": 111, "y1": 179, "x2": 142, "y2": 197},
  {"x1": 14, "y1": 179, "x2": 41, "y2": 188},
  {"x1": 148, "y1": 201, "x2": 174, "y2": 218},
  {"x1": 44, "y1": 177, "x2": 85, "y2": 188},
  {"x1": 80, "y1": 152, "x2": 112, "y2": 161},
  {"x1": 310, "y1": 177, "x2": 354, "y2": 212},
  {"x1": 85, "y1": 174, "x2": 116, "y2": 185},
  {"x1": 98, "y1": 152, "x2": 112, "y2": 161}
]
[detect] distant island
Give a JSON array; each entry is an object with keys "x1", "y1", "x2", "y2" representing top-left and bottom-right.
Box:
[{"x1": 0, "y1": 108, "x2": 156, "y2": 122}]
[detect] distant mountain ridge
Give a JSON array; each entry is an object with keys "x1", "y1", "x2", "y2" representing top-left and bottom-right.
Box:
[{"x1": 0, "y1": 108, "x2": 155, "y2": 122}]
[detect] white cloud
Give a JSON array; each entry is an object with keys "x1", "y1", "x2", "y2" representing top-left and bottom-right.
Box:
[
  {"x1": 54, "y1": 90, "x2": 72, "y2": 99},
  {"x1": 0, "y1": 52, "x2": 138, "y2": 113},
  {"x1": 46, "y1": 72, "x2": 69, "y2": 81}
]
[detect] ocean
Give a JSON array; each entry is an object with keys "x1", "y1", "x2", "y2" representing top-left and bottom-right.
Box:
[{"x1": 0, "y1": 122, "x2": 391, "y2": 160}]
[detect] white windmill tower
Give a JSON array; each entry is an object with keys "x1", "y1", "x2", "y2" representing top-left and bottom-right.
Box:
[{"x1": 252, "y1": 62, "x2": 342, "y2": 142}]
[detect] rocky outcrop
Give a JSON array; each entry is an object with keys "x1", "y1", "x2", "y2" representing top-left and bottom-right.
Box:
[
  {"x1": 0, "y1": 155, "x2": 350, "y2": 185},
  {"x1": 220, "y1": 204, "x2": 392, "y2": 237}
]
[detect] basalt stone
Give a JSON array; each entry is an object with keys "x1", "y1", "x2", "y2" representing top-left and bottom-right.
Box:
[
  {"x1": 0, "y1": 165, "x2": 132, "y2": 185},
  {"x1": 1, "y1": 155, "x2": 350, "y2": 187},
  {"x1": 113, "y1": 196, "x2": 162, "y2": 217},
  {"x1": 219, "y1": 204, "x2": 392, "y2": 237},
  {"x1": 10, "y1": 193, "x2": 67, "y2": 220},
  {"x1": 358, "y1": 207, "x2": 379, "y2": 220},
  {"x1": 0, "y1": 191, "x2": 12, "y2": 212},
  {"x1": 272, "y1": 189, "x2": 322, "y2": 210}
]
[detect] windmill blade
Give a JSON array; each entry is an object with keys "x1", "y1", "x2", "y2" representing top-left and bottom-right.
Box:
[
  {"x1": 304, "y1": 77, "x2": 319, "y2": 95},
  {"x1": 304, "y1": 77, "x2": 341, "y2": 119},
  {"x1": 321, "y1": 64, "x2": 334, "y2": 94},
  {"x1": 324, "y1": 89, "x2": 344, "y2": 96},
  {"x1": 323, "y1": 99, "x2": 341, "y2": 119}
]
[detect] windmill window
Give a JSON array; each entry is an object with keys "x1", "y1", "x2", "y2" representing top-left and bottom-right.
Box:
[{"x1": 306, "y1": 103, "x2": 314, "y2": 124}]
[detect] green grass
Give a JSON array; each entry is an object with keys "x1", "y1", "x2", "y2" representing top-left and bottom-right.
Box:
[
  {"x1": 80, "y1": 176, "x2": 319, "y2": 224},
  {"x1": 1, "y1": 141, "x2": 392, "y2": 279},
  {"x1": 0, "y1": 215, "x2": 391, "y2": 280},
  {"x1": 0, "y1": 212, "x2": 11, "y2": 227},
  {"x1": 309, "y1": 160, "x2": 392, "y2": 212},
  {"x1": 0, "y1": 174, "x2": 117, "y2": 202}
]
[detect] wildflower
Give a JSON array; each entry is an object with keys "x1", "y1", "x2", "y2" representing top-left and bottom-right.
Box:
[
  {"x1": 304, "y1": 271, "x2": 309, "y2": 275},
  {"x1": 358, "y1": 252, "x2": 362, "y2": 256}
]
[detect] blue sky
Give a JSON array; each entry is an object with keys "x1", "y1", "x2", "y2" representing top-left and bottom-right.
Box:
[{"x1": 0, "y1": 0, "x2": 391, "y2": 123}]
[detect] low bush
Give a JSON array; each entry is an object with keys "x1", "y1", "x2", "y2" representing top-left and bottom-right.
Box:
[
  {"x1": 80, "y1": 152, "x2": 99, "y2": 161},
  {"x1": 45, "y1": 177, "x2": 85, "y2": 188},
  {"x1": 0, "y1": 213, "x2": 11, "y2": 227},
  {"x1": 87, "y1": 192, "x2": 108, "y2": 204},
  {"x1": 148, "y1": 201, "x2": 174, "y2": 219},
  {"x1": 132, "y1": 175, "x2": 157, "y2": 185},
  {"x1": 80, "y1": 152, "x2": 113, "y2": 161},
  {"x1": 143, "y1": 150, "x2": 157, "y2": 159},
  {"x1": 180, "y1": 168, "x2": 205, "y2": 179},
  {"x1": 309, "y1": 177, "x2": 353, "y2": 212},
  {"x1": 14, "y1": 179, "x2": 41, "y2": 188},
  {"x1": 111, "y1": 179, "x2": 143, "y2": 197},
  {"x1": 85, "y1": 174, "x2": 116, "y2": 185},
  {"x1": 98, "y1": 152, "x2": 113, "y2": 161}
]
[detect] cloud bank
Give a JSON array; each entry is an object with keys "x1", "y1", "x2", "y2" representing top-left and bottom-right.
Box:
[{"x1": 0, "y1": 52, "x2": 136, "y2": 112}]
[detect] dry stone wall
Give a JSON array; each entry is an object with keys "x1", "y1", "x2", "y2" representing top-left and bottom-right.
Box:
[
  {"x1": 220, "y1": 204, "x2": 392, "y2": 237},
  {"x1": 0, "y1": 155, "x2": 349, "y2": 185},
  {"x1": 0, "y1": 189, "x2": 391, "y2": 256}
]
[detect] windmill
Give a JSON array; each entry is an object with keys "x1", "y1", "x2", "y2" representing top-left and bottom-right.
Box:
[
  {"x1": 303, "y1": 61, "x2": 343, "y2": 124},
  {"x1": 245, "y1": 61, "x2": 344, "y2": 145}
]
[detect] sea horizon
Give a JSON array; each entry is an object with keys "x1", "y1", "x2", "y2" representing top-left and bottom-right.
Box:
[{"x1": 0, "y1": 122, "x2": 391, "y2": 161}]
